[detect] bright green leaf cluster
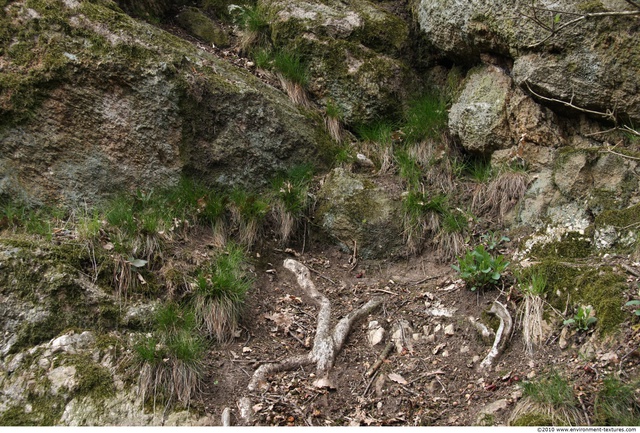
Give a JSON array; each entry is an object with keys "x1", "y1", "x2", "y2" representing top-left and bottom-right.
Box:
[{"x1": 452, "y1": 245, "x2": 509, "y2": 292}]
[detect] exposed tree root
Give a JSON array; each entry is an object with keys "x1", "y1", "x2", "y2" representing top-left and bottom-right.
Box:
[
  {"x1": 478, "y1": 301, "x2": 513, "y2": 371},
  {"x1": 248, "y1": 259, "x2": 381, "y2": 390},
  {"x1": 227, "y1": 259, "x2": 382, "y2": 424}
]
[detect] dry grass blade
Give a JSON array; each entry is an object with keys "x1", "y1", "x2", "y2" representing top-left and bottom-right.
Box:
[
  {"x1": 482, "y1": 170, "x2": 529, "y2": 220},
  {"x1": 325, "y1": 115, "x2": 343, "y2": 142},
  {"x1": 271, "y1": 201, "x2": 295, "y2": 243},
  {"x1": 277, "y1": 74, "x2": 311, "y2": 108}
]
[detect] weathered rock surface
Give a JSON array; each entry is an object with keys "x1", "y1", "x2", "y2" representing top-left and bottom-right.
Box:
[
  {"x1": 449, "y1": 65, "x2": 562, "y2": 155},
  {"x1": 315, "y1": 168, "x2": 404, "y2": 259},
  {"x1": 262, "y1": 0, "x2": 419, "y2": 125},
  {"x1": 414, "y1": 0, "x2": 640, "y2": 123},
  {"x1": 0, "y1": 0, "x2": 329, "y2": 207}
]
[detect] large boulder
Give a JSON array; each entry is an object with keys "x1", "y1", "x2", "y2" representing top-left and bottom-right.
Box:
[
  {"x1": 413, "y1": 0, "x2": 640, "y2": 123},
  {"x1": 0, "y1": 0, "x2": 330, "y2": 207},
  {"x1": 261, "y1": 0, "x2": 420, "y2": 125},
  {"x1": 449, "y1": 65, "x2": 563, "y2": 155}
]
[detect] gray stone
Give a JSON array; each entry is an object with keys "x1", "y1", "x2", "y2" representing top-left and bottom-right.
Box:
[
  {"x1": 316, "y1": 168, "x2": 404, "y2": 259},
  {"x1": 263, "y1": 0, "x2": 417, "y2": 125}
]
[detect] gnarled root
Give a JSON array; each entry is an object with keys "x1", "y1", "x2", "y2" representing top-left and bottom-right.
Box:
[
  {"x1": 248, "y1": 259, "x2": 381, "y2": 391},
  {"x1": 478, "y1": 301, "x2": 513, "y2": 371}
]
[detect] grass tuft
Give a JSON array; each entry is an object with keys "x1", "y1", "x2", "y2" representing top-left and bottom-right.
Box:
[{"x1": 191, "y1": 243, "x2": 252, "y2": 342}]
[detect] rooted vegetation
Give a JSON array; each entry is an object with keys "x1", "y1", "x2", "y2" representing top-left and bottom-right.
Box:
[{"x1": 1, "y1": 0, "x2": 640, "y2": 428}]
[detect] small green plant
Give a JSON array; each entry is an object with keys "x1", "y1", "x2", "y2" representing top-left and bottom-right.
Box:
[
  {"x1": 563, "y1": 305, "x2": 597, "y2": 331},
  {"x1": 594, "y1": 376, "x2": 640, "y2": 426},
  {"x1": 452, "y1": 245, "x2": 509, "y2": 292},
  {"x1": 480, "y1": 231, "x2": 510, "y2": 251},
  {"x1": 191, "y1": 243, "x2": 252, "y2": 341},
  {"x1": 625, "y1": 285, "x2": 640, "y2": 315}
]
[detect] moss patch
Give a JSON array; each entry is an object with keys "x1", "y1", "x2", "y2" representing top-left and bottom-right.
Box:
[
  {"x1": 523, "y1": 261, "x2": 625, "y2": 334},
  {"x1": 530, "y1": 232, "x2": 593, "y2": 260},
  {"x1": 510, "y1": 412, "x2": 554, "y2": 426}
]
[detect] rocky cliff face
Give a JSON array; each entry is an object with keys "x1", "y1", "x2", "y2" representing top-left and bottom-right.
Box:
[
  {"x1": 1, "y1": 0, "x2": 639, "y2": 427},
  {"x1": 0, "y1": 0, "x2": 329, "y2": 207}
]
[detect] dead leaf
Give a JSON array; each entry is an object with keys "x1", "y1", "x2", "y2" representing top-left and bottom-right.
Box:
[
  {"x1": 137, "y1": 273, "x2": 147, "y2": 285},
  {"x1": 264, "y1": 311, "x2": 294, "y2": 333},
  {"x1": 242, "y1": 346, "x2": 252, "y2": 353},
  {"x1": 102, "y1": 242, "x2": 114, "y2": 250},
  {"x1": 388, "y1": 373, "x2": 408, "y2": 385}
]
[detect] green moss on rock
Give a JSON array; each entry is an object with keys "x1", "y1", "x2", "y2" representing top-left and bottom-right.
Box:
[{"x1": 530, "y1": 232, "x2": 593, "y2": 260}]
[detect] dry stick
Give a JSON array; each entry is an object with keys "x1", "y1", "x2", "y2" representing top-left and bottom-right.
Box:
[
  {"x1": 371, "y1": 288, "x2": 399, "y2": 296},
  {"x1": 601, "y1": 147, "x2": 640, "y2": 162},
  {"x1": 365, "y1": 341, "x2": 395, "y2": 377},
  {"x1": 621, "y1": 263, "x2": 640, "y2": 278},
  {"x1": 408, "y1": 369, "x2": 445, "y2": 385},
  {"x1": 524, "y1": 8, "x2": 640, "y2": 48},
  {"x1": 411, "y1": 273, "x2": 448, "y2": 286},
  {"x1": 308, "y1": 266, "x2": 337, "y2": 285},
  {"x1": 362, "y1": 370, "x2": 379, "y2": 397},
  {"x1": 524, "y1": 82, "x2": 616, "y2": 121}
]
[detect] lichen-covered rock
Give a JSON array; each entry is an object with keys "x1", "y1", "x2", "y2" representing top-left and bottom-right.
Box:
[
  {"x1": 413, "y1": 0, "x2": 640, "y2": 123},
  {"x1": 315, "y1": 167, "x2": 403, "y2": 259},
  {"x1": 262, "y1": 0, "x2": 418, "y2": 125},
  {"x1": 175, "y1": 7, "x2": 230, "y2": 47},
  {"x1": 449, "y1": 65, "x2": 562, "y2": 155},
  {"x1": 0, "y1": 0, "x2": 329, "y2": 207}
]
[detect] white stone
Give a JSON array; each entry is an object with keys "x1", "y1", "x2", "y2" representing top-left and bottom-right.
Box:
[
  {"x1": 48, "y1": 365, "x2": 77, "y2": 395},
  {"x1": 444, "y1": 324, "x2": 455, "y2": 336}
]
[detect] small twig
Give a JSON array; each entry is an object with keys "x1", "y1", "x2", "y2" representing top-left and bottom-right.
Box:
[
  {"x1": 618, "y1": 344, "x2": 640, "y2": 375},
  {"x1": 288, "y1": 330, "x2": 308, "y2": 348},
  {"x1": 435, "y1": 376, "x2": 448, "y2": 396},
  {"x1": 371, "y1": 288, "x2": 399, "y2": 296},
  {"x1": 307, "y1": 266, "x2": 337, "y2": 284},
  {"x1": 366, "y1": 341, "x2": 395, "y2": 377},
  {"x1": 600, "y1": 147, "x2": 640, "y2": 162},
  {"x1": 410, "y1": 273, "x2": 448, "y2": 286},
  {"x1": 577, "y1": 394, "x2": 591, "y2": 426},
  {"x1": 524, "y1": 82, "x2": 616, "y2": 121},
  {"x1": 621, "y1": 263, "x2": 640, "y2": 278},
  {"x1": 524, "y1": 8, "x2": 640, "y2": 48},
  {"x1": 408, "y1": 369, "x2": 446, "y2": 385},
  {"x1": 363, "y1": 370, "x2": 379, "y2": 396},
  {"x1": 349, "y1": 239, "x2": 358, "y2": 271}
]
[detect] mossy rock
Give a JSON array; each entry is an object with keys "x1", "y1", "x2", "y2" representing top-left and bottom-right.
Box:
[
  {"x1": 316, "y1": 167, "x2": 404, "y2": 259},
  {"x1": 529, "y1": 232, "x2": 593, "y2": 260},
  {"x1": 522, "y1": 261, "x2": 625, "y2": 334},
  {"x1": 175, "y1": 7, "x2": 229, "y2": 47}
]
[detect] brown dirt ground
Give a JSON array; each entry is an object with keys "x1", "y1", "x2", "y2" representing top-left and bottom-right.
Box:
[{"x1": 194, "y1": 238, "x2": 640, "y2": 426}]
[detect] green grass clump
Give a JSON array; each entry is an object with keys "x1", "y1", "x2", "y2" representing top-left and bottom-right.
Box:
[
  {"x1": 402, "y1": 90, "x2": 448, "y2": 144},
  {"x1": 594, "y1": 376, "x2": 640, "y2": 426},
  {"x1": 191, "y1": 243, "x2": 252, "y2": 341},
  {"x1": 510, "y1": 371, "x2": 586, "y2": 426},
  {"x1": 271, "y1": 164, "x2": 314, "y2": 242},
  {"x1": 134, "y1": 302, "x2": 206, "y2": 407},
  {"x1": 272, "y1": 50, "x2": 308, "y2": 86}
]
